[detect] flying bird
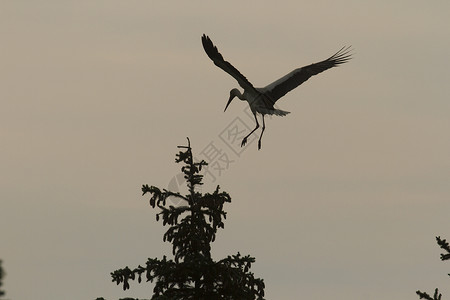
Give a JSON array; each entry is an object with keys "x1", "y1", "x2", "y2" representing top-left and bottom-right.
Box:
[{"x1": 201, "y1": 34, "x2": 352, "y2": 150}]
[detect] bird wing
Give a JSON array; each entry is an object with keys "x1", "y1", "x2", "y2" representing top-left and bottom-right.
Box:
[
  {"x1": 263, "y1": 46, "x2": 352, "y2": 103},
  {"x1": 202, "y1": 34, "x2": 256, "y2": 92}
]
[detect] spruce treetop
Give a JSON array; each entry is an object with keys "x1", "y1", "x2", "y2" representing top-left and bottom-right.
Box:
[{"x1": 111, "y1": 138, "x2": 265, "y2": 300}]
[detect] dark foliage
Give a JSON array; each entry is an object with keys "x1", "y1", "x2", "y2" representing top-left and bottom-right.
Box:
[
  {"x1": 436, "y1": 237, "x2": 450, "y2": 262},
  {"x1": 0, "y1": 260, "x2": 5, "y2": 297},
  {"x1": 111, "y1": 138, "x2": 265, "y2": 299},
  {"x1": 416, "y1": 236, "x2": 449, "y2": 299},
  {"x1": 417, "y1": 289, "x2": 441, "y2": 300}
]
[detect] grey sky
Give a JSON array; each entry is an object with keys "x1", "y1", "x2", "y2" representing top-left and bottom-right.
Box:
[{"x1": 1, "y1": 1, "x2": 450, "y2": 299}]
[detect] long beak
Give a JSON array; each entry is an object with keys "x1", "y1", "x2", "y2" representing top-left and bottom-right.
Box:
[{"x1": 224, "y1": 95, "x2": 234, "y2": 112}]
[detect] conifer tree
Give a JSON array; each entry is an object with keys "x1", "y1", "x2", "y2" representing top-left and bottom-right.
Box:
[
  {"x1": 416, "y1": 236, "x2": 450, "y2": 300},
  {"x1": 0, "y1": 260, "x2": 4, "y2": 297},
  {"x1": 111, "y1": 138, "x2": 265, "y2": 299}
]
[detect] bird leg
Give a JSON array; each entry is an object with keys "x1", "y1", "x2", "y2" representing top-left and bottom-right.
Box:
[
  {"x1": 241, "y1": 113, "x2": 259, "y2": 147},
  {"x1": 258, "y1": 115, "x2": 265, "y2": 150}
]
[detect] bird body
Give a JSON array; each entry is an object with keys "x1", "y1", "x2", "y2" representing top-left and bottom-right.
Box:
[
  {"x1": 201, "y1": 34, "x2": 352, "y2": 149},
  {"x1": 230, "y1": 88, "x2": 290, "y2": 116}
]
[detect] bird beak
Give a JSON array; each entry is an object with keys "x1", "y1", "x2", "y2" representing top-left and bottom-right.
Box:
[{"x1": 224, "y1": 95, "x2": 234, "y2": 112}]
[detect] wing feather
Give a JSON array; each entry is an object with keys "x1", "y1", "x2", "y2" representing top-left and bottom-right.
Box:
[
  {"x1": 264, "y1": 46, "x2": 352, "y2": 103},
  {"x1": 202, "y1": 34, "x2": 255, "y2": 91}
]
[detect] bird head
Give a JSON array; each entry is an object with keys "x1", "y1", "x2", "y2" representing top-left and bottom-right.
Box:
[{"x1": 224, "y1": 88, "x2": 240, "y2": 112}]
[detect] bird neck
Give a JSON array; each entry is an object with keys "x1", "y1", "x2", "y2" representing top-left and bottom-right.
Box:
[{"x1": 234, "y1": 90, "x2": 245, "y2": 100}]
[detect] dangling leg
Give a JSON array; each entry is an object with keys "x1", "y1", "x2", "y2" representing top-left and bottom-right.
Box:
[
  {"x1": 241, "y1": 113, "x2": 259, "y2": 147},
  {"x1": 258, "y1": 115, "x2": 265, "y2": 150}
]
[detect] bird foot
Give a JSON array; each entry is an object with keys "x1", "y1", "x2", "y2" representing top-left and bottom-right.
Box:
[
  {"x1": 258, "y1": 140, "x2": 262, "y2": 150},
  {"x1": 241, "y1": 137, "x2": 248, "y2": 147}
]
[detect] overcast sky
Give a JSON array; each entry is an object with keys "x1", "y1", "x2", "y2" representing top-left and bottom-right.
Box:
[{"x1": 1, "y1": 1, "x2": 450, "y2": 300}]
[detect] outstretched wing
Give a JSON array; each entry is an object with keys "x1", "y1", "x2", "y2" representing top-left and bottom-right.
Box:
[
  {"x1": 263, "y1": 46, "x2": 352, "y2": 103},
  {"x1": 202, "y1": 34, "x2": 255, "y2": 91}
]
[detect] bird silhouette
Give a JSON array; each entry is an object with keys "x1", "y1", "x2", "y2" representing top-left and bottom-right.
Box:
[{"x1": 202, "y1": 34, "x2": 352, "y2": 150}]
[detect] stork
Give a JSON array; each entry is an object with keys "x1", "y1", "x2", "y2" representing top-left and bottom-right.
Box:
[{"x1": 201, "y1": 34, "x2": 352, "y2": 150}]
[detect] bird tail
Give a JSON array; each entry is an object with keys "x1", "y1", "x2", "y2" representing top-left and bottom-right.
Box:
[
  {"x1": 271, "y1": 109, "x2": 290, "y2": 116},
  {"x1": 255, "y1": 104, "x2": 290, "y2": 116}
]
